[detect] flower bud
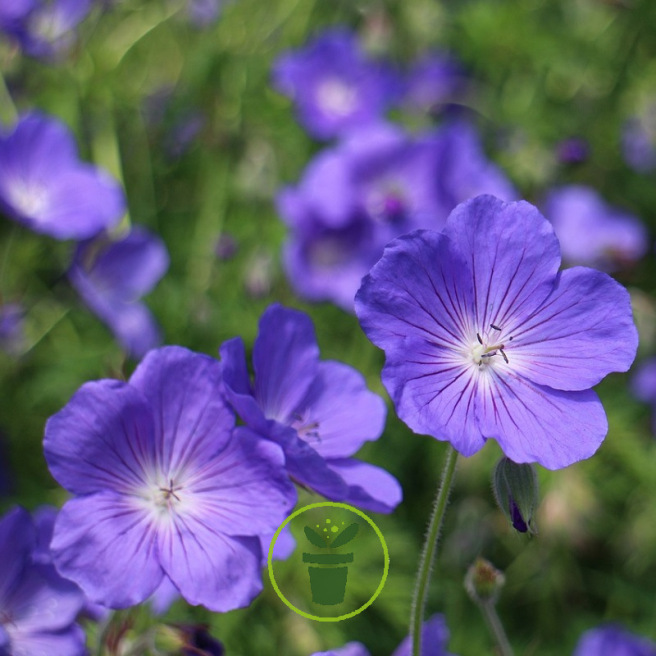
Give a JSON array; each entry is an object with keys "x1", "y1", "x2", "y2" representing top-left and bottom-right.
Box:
[
  {"x1": 155, "y1": 624, "x2": 224, "y2": 656},
  {"x1": 492, "y1": 457, "x2": 539, "y2": 535},
  {"x1": 465, "y1": 557, "x2": 505, "y2": 605}
]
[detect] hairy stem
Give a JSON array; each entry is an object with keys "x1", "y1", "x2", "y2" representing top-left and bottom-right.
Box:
[
  {"x1": 410, "y1": 444, "x2": 458, "y2": 656},
  {"x1": 480, "y1": 600, "x2": 514, "y2": 656}
]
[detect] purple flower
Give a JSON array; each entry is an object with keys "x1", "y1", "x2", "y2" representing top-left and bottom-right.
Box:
[
  {"x1": 220, "y1": 303, "x2": 402, "y2": 513},
  {"x1": 186, "y1": 0, "x2": 224, "y2": 28},
  {"x1": 622, "y1": 104, "x2": 656, "y2": 173},
  {"x1": 311, "y1": 614, "x2": 456, "y2": 656},
  {"x1": 278, "y1": 120, "x2": 515, "y2": 311},
  {"x1": 44, "y1": 346, "x2": 296, "y2": 611},
  {"x1": 631, "y1": 357, "x2": 656, "y2": 434},
  {"x1": 0, "y1": 303, "x2": 25, "y2": 355},
  {"x1": 1, "y1": 0, "x2": 91, "y2": 60},
  {"x1": 556, "y1": 137, "x2": 589, "y2": 164},
  {"x1": 573, "y1": 625, "x2": 656, "y2": 656},
  {"x1": 0, "y1": 507, "x2": 86, "y2": 655},
  {"x1": 543, "y1": 185, "x2": 647, "y2": 271},
  {"x1": 402, "y1": 52, "x2": 467, "y2": 114},
  {"x1": 68, "y1": 226, "x2": 169, "y2": 358},
  {"x1": 272, "y1": 28, "x2": 399, "y2": 139},
  {"x1": 355, "y1": 195, "x2": 638, "y2": 469},
  {"x1": 0, "y1": 112, "x2": 125, "y2": 240}
]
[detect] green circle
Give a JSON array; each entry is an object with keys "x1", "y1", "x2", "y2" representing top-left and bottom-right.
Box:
[{"x1": 267, "y1": 501, "x2": 389, "y2": 622}]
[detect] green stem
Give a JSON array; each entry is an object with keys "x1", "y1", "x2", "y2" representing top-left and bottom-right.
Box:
[
  {"x1": 480, "y1": 601, "x2": 514, "y2": 656},
  {"x1": 410, "y1": 444, "x2": 458, "y2": 656}
]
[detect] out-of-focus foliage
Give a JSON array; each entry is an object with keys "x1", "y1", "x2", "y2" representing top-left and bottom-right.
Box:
[{"x1": 1, "y1": 0, "x2": 656, "y2": 654}]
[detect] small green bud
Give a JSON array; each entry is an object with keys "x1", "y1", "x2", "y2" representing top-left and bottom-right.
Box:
[
  {"x1": 465, "y1": 557, "x2": 505, "y2": 605},
  {"x1": 492, "y1": 457, "x2": 539, "y2": 534}
]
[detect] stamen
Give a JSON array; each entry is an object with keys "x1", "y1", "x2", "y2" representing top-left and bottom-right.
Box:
[
  {"x1": 477, "y1": 333, "x2": 483, "y2": 344},
  {"x1": 490, "y1": 324, "x2": 501, "y2": 331},
  {"x1": 499, "y1": 348, "x2": 509, "y2": 364}
]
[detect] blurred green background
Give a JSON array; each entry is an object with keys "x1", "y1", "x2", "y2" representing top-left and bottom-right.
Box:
[{"x1": 1, "y1": 0, "x2": 656, "y2": 654}]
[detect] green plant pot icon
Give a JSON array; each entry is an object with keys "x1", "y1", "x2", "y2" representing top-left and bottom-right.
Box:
[{"x1": 303, "y1": 552, "x2": 354, "y2": 605}]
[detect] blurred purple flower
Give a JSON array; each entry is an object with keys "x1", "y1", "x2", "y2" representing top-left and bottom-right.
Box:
[
  {"x1": 69, "y1": 226, "x2": 169, "y2": 358},
  {"x1": 0, "y1": 0, "x2": 91, "y2": 60},
  {"x1": 355, "y1": 195, "x2": 638, "y2": 469},
  {"x1": 622, "y1": 105, "x2": 656, "y2": 173},
  {"x1": 311, "y1": 614, "x2": 456, "y2": 656},
  {"x1": 631, "y1": 357, "x2": 656, "y2": 434},
  {"x1": 544, "y1": 185, "x2": 647, "y2": 271},
  {"x1": 272, "y1": 28, "x2": 400, "y2": 140},
  {"x1": 278, "y1": 120, "x2": 515, "y2": 310},
  {"x1": 573, "y1": 624, "x2": 656, "y2": 656},
  {"x1": 186, "y1": 0, "x2": 223, "y2": 28},
  {"x1": 0, "y1": 303, "x2": 25, "y2": 355},
  {"x1": 0, "y1": 112, "x2": 125, "y2": 240},
  {"x1": 178, "y1": 624, "x2": 224, "y2": 656},
  {"x1": 402, "y1": 52, "x2": 467, "y2": 115},
  {"x1": 556, "y1": 137, "x2": 589, "y2": 164},
  {"x1": 44, "y1": 346, "x2": 296, "y2": 610},
  {"x1": 0, "y1": 507, "x2": 86, "y2": 655},
  {"x1": 220, "y1": 303, "x2": 402, "y2": 513}
]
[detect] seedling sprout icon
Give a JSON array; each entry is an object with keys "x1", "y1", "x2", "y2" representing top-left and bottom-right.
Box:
[{"x1": 302, "y1": 519, "x2": 359, "y2": 605}]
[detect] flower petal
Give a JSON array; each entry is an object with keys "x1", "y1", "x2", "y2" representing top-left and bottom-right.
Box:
[
  {"x1": 508, "y1": 267, "x2": 638, "y2": 390},
  {"x1": 327, "y1": 458, "x2": 402, "y2": 514},
  {"x1": 443, "y1": 195, "x2": 561, "y2": 333},
  {"x1": 6, "y1": 626, "x2": 87, "y2": 656},
  {"x1": 477, "y1": 371, "x2": 608, "y2": 469},
  {"x1": 44, "y1": 380, "x2": 156, "y2": 495},
  {"x1": 252, "y1": 304, "x2": 319, "y2": 423},
  {"x1": 296, "y1": 361, "x2": 386, "y2": 459},
  {"x1": 158, "y1": 525, "x2": 262, "y2": 612},
  {"x1": 128, "y1": 346, "x2": 235, "y2": 474},
  {"x1": 51, "y1": 493, "x2": 164, "y2": 608}
]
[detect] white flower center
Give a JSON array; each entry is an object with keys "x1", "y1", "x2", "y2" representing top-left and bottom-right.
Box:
[
  {"x1": 469, "y1": 326, "x2": 512, "y2": 367},
  {"x1": 315, "y1": 77, "x2": 358, "y2": 117},
  {"x1": 6, "y1": 178, "x2": 50, "y2": 220},
  {"x1": 138, "y1": 476, "x2": 190, "y2": 523}
]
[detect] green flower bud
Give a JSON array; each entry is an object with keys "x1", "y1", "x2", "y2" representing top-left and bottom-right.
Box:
[
  {"x1": 465, "y1": 557, "x2": 505, "y2": 605},
  {"x1": 492, "y1": 457, "x2": 539, "y2": 535}
]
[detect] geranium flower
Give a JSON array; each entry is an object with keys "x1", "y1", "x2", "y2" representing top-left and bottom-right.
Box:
[
  {"x1": 0, "y1": 112, "x2": 125, "y2": 239},
  {"x1": 68, "y1": 226, "x2": 169, "y2": 358},
  {"x1": 0, "y1": 507, "x2": 86, "y2": 656},
  {"x1": 272, "y1": 28, "x2": 399, "y2": 139},
  {"x1": 355, "y1": 195, "x2": 638, "y2": 469},
  {"x1": 573, "y1": 624, "x2": 656, "y2": 656},
  {"x1": 220, "y1": 303, "x2": 402, "y2": 513},
  {"x1": 44, "y1": 346, "x2": 296, "y2": 610},
  {"x1": 543, "y1": 185, "x2": 647, "y2": 271}
]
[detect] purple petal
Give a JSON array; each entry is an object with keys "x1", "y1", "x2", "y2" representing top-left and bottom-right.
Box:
[
  {"x1": 0, "y1": 508, "x2": 35, "y2": 603},
  {"x1": 477, "y1": 374, "x2": 608, "y2": 469},
  {"x1": 149, "y1": 576, "x2": 180, "y2": 615},
  {"x1": 128, "y1": 346, "x2": 235, "y2": 474},
  {"x1": 44, "y1": 380, "x2": 156, "y2": 495},
  {"x1": 573, "y1": 624, "x2": 656, "y2": 656},
  {"x1": 296, "y1": 361, "x2": 386, "y2": 459},
  {"x1": 252, "y1": 304, "x2": 319, "y2": 423},
  {"x1": 219, "y1": 337, "x2": 270, "y2": 434},
  {"x1": 184, "y1": 426, "x2": 295, "y2": 538},
  {"x1": 442, "y1": 196, "x2": 561, "y2": 334},
  {"x1": 158, "y1": 526, "x2": 262, "y2": 612},
  {"x1": 5, "y1": 625, "x2": 87, "y2": 656},
  {"x1": 51, "y1": 493, "x2": 164, "y2": 608},
  {"x1": 632, "y1": 358, "x2": 656, "y2": 404},
  {"x1": 392, "y1": 613, "x2": 453, "y2": 656},
  {"x1": 327, "y1": 458, "x2": 402, "y2": 514},
  {"x1": 509, "y1": 267, "x2": 638, "y2": 390},
  {"x1": 312, "y1": 644, "x2": 371, "y2": 656}
]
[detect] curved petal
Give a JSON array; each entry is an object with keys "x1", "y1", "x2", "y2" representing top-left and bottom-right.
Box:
[
  {"x1": 355, "y1": 229, "x2": 474, "y2": 357},
  {"x1": 6, "y1": 625, "x2": 87, "y2": 656},
  {"x1": 0, "y1": 508, "x2": 34, "y2": 604},
  {"x1": 327, "y1": 459, "x2": 402, "y2": 514},
  {"x1": 129, "y1": 346, "x2": 235, "y2": 475},
  {"x1": 296, "y1": 361, "x2": 386, "y2": 459},
  {"x1": 442, "y1": 196, "x2": 561, "y2": 333},
  {"x1": 509, "y1": 267, "x2": 638, "y2": 390},
  {"x1": 51, "y1": 494, "x2": 164, "y2": 608},
  {"x1": 158, "y1": 524, "x2": 262, "y2": 612},
  {"x1": 219, "y1": 337, "x2": 270, "y2": 434},
  {"x1": 252, "y1": 304, "x2": 319, "y2": 423},
  {"x1": 477, "y1": 371, "x2": 608, "y2": 469},
  {"x1": 380, "y1": 337, "x2": 486, "y2": 456},
  {"x1": 185, "y1": 427, "x2": 296, "y2": 537},
  {"x1": 392, "y1": 614, "x2": 452, "y2": 656},
  {"x1": 44, "y1": 380, "x2": 155, "y2": 495}
]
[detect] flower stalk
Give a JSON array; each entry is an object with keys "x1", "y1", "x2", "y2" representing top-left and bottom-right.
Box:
[{"x1": 410, "y1": 444, "x2": 458, "y2": 656}]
